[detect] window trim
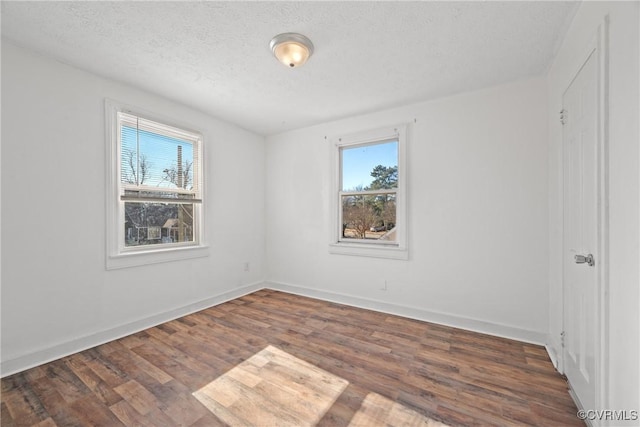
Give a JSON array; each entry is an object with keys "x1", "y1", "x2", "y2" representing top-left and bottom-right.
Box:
[
  {"x1": 105, "y1": 99, "x2": 208, "y2": 270},
  {"x1": 329, "y1": 124, "x2": 408, "y2": 260}
]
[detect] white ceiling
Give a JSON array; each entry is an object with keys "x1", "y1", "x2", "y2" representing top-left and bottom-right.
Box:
[{"x1": 1, "y1": 1, "x2": 578, "y2": 136}]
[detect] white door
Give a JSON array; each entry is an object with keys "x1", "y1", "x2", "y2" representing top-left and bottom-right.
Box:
[{"x1": 562, "y1": 47, "x2": 599, "y2": 412}]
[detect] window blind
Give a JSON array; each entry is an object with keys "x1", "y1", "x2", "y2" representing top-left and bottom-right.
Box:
[{"x1": 118, "y1": 112, "x2": 201, "y2": 203}]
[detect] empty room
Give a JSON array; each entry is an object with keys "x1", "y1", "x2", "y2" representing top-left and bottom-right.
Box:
[{"x1": 1, "y1": 1, "x2": 638, "y2": 426}]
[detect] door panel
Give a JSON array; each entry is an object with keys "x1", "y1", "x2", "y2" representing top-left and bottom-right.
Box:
[{"x1": 562, "y1": 47, "x2": 598, "y2": 412}]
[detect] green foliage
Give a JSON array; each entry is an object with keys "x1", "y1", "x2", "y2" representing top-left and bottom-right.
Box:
[{"x1": 367, "y1": 165, "x2": 398, "y2": 190}]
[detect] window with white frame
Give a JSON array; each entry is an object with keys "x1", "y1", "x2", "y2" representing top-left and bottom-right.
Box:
[
  {"x1": 330, "y1": 124, "x2": 408, "y2": 259},
  {"x1": 106, "y1": 100, "x2": 207, "y2": 269}
]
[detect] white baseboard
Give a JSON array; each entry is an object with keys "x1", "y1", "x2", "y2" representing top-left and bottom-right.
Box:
[
  {"x1": 568, "y1": 386, "x2": 595, "y2": 427},
  {"x1": 265, "y1": 281, "x2": 546, "y2": 345},
  {"x1": 0, "y1": 282, "x2": 264, "y2": 377},
  {"x1": 545, "y1": 343, "x2": 561, "y2": 372}
]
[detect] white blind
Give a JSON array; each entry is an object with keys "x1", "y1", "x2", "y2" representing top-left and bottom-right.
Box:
[{"x1": 118, "y1": 112, "x2": 201, "y2": 202}]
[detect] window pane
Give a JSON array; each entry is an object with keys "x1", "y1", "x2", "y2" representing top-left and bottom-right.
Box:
[
  {"x1": 341, "y1": 193, "x2": 396, "y2": 241},
  {"x1": 341, "y1": 140, "x2": 398, "y2": 191},
  {"x1": 124, "y1": 202, "x2": 194, "y2": 247},
  {"x1": 121, "y1": 124, "x2": 195, "y2": 191}
]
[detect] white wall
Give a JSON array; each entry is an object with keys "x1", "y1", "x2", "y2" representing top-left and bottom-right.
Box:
[
  {"x1": 265, "y1": 77, "x2": 549, "y2": 343},
  {"x1": 547, "y1": 1, "x2": 639, "y2": 420},
  {"x1": 0, "y1": 42, "x2": 266, "y2": 375}
]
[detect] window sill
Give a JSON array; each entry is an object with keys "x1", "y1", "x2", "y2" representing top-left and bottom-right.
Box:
[
  {"x1": 106, "y1": 244, "x2": 209, "y2": 270},
  {"x1": 329, "y1": 242, "x2": 408, "y2": 260}
]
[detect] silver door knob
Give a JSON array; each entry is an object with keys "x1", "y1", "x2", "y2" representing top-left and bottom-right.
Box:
[{"x1": 575, "y1": 254, "x2": 595, "y2": 267}]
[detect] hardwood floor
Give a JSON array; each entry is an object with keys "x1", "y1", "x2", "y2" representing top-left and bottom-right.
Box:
[{"x1": 1, "y1": 289, "x2": 582, "y2": 426}]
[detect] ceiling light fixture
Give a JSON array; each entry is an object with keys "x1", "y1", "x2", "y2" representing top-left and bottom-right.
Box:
[{"x1": 270, "y1": 33, "x2": 314, "y2": 68}]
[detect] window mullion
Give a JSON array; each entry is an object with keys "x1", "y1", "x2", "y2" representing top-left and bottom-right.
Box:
[
  {"x1": 122, "y1": 184, "x2": 197, "y2": 196},
  {"x1": 120, "y1": 196, "x2": 202, "y2": 204},
  {"x1": 339, "y1": 189, "x2": 396, "y2": 197}
]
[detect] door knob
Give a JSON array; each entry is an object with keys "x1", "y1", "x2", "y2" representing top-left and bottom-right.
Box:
[{"x1": 575, "y1": 254, "x2": 595, "y2": 267}]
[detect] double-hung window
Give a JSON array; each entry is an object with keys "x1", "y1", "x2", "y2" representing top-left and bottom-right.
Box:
[
  {"x1": 106, "y1": 100, "x2": 207, "y2": 269},
  {"x1": 330, "y1": 124, "x2": 408, "y2": 259}
]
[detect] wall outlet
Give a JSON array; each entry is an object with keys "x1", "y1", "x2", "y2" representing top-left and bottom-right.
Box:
[
  {"x1": 381, "y1": 279, "x2": 388, "y2": 291},
  {"x1": 243, "y1": 262, "x2": 250, "y2": 272}
]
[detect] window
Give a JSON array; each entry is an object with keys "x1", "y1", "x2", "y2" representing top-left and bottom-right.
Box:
[
  {"x1": 106, "y1": 100, "x2": 207, "y2": 269},
  {"x1": 330, "y1": 124, "x2": 408, "y2": 259}
]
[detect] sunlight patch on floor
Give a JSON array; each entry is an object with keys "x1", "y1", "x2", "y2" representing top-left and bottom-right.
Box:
[
  {"x1": 349, "y1": 392, "x2": 449, "y2": 427},
  {"x1": 193, "y1": 345, "x2": 349, "y2": 426}
]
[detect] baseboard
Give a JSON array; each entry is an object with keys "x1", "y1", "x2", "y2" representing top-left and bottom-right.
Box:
[
  {"x1": 568, "y1": 386, "x2": 595, "y2": 427},
  {"x1": 265, "y1": 281, "x2": 546, "y2": 345},
  {"x1": 0, "y1": 281, "x2": 265, "y2": 377},
  {"x1": 545, "y1": 343, "x2": 561, "y2": 371}
]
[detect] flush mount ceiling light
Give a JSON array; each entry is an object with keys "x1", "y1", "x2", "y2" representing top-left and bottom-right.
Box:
[{"x1": 270, "y1": 33, "x2": 314, "y2": 68}]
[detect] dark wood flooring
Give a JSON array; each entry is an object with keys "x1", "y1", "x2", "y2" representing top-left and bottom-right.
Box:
[{"x1": 1, "y1": 289, "x2": 582, "y2": 426}]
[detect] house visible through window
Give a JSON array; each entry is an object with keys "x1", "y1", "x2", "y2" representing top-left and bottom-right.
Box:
[
  {"x1": 330, "y1": 124, "x2": 408, "y2": 260},
  {"x1": 106, "y1": 100, "x2": 207, "y2": 269}
]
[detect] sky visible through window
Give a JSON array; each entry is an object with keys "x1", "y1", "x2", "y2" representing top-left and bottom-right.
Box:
[
  {"x1": 121, "y1": 125, "x2": 194, "y2": 188},
  {"x1": 341, "y1": 140, "x2": 398, "y2": 191}
]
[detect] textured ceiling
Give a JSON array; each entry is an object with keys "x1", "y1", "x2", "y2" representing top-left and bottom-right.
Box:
[{"x1": 1, "y1": 1, "x2": 578, "y2": 136}]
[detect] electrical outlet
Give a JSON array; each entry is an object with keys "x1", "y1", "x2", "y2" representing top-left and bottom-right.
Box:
[
  {"x1": 243, "y1": 262, "x2": 250, "y2": 272},
  {"x1": 382, "y1": 279, "x2": 388, "y2": 291}
]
